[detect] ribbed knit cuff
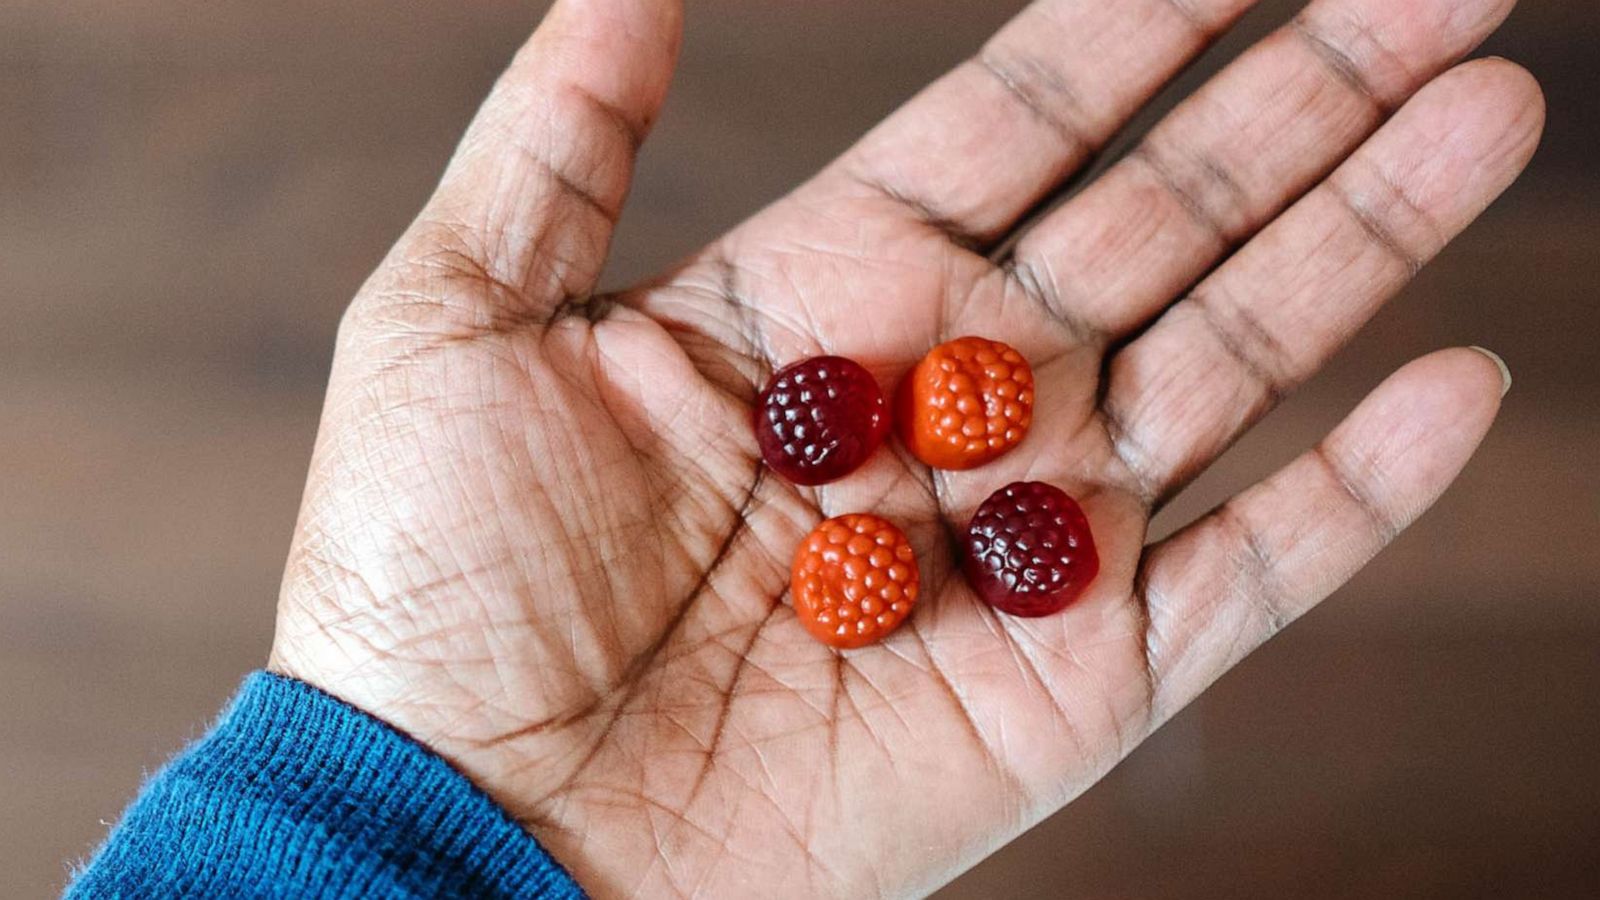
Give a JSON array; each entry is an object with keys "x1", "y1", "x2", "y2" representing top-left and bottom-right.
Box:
[{"x1": 67, "y1": 671, "x2": 585, "y2": 899}]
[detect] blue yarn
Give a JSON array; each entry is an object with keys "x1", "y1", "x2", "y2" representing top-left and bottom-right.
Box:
[{"x1": 67, "y1": 671, "x2": 585, "y2": 899}]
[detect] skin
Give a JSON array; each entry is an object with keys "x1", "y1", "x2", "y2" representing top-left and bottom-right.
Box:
[{"x1": 267, "y1": 0, "x2": 1544, "y2": 896}]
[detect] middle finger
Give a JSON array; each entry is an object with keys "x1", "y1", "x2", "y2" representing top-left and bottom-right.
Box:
[{"x1": 1000, "y1": 0, "x2": 1516, "y2": 345}]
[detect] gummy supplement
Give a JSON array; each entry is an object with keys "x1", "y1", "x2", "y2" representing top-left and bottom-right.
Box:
[
  {"x1": 755, "y1": 356, "x2": 890, "y2": 486},
  {"x1": 896, "y1": 336, "x2": 1034, "y2": 470},
  {"x1": 791, "y1": 513, "x2": 920, "y2": 649},
  {"x1": 963, "y1": 481, "x2": 1098, "y2": 617}
]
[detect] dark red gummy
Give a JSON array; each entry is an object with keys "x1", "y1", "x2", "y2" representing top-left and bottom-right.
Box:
[
  {"x1": 963, "y1": 481, "x2": 1099, "y2": 617},
  {"x1": 755, "y1": 355, "x2": 890, "y2": 486}
]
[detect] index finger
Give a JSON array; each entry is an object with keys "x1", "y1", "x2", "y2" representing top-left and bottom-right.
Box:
[{"x1": 798, "y1": 0, "x2": 1260, "y2": 250}]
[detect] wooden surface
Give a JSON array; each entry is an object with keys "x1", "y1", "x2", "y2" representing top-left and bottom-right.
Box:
[{"x1": 2, "y1": 1, "x2": 1596, "y2": 896}]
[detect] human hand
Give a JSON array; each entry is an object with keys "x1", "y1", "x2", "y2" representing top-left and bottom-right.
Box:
[{"x1": 269, "y1": 0, "x2": 1542, "y2": 895}]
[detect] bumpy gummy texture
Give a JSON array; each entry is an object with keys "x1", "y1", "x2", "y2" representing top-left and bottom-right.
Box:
[
  {"x1": 755, "y1": 356, "x2": 890, "y2": 486},
  {"x1": 964, "y1": 481, "x2": 1098, "y2": 617},
  {"x1": 791, "y1": 513, "x2": 920, "y2": 649},
  {"x1": 897, "y1": 336, "x2": 1034, "y2": 470}
]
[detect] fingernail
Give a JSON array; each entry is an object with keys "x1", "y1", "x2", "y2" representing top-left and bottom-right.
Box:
[{"x1": 1470, "y1": 346, "x2": 1512, "y2": 397}]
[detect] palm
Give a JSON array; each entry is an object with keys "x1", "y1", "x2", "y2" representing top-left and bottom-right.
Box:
[{"x1": 271, "y1": 0, "x2": 1541, "y2": 896}]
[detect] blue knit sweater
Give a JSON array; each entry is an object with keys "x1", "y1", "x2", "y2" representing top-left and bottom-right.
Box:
[{"x1": 67, "y1": 672, "x2": 585, "y2": 898}]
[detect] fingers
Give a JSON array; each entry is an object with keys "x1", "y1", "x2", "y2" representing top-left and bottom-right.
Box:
[
  {"x1": 800, "y1": 0, "x2": 1260, "y2": 250},
  {"x1": 395, "y1": 0, "x2": 683, "y2": 322},
  {"x1": 1137, "y1": 347, "x2": 1509, "y2": 716},
  {"x1": 1102, "y1": 58, "x2": 1543, "y2": 503},
  {"x1": 1007, "y1": 0, "x2": 1517, "y2": 342}
]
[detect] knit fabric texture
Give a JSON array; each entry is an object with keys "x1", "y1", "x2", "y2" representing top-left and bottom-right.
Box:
[{"x1": 66, "y1": 671, "x2": 585, "y2": 899}]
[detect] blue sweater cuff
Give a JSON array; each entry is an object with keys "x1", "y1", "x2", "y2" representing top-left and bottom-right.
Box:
[{"x1": 67, "y1": 671, "x2": 585, "y2": 899}]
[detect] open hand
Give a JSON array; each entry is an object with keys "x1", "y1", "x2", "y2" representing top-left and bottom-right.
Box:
[{"x1": 271, "y1": 0, "x2": 1542, "y2": 895}]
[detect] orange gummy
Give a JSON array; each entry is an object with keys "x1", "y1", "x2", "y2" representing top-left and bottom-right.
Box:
[
  {"x1": 790, "y1": 513, "x2": 920, "y2": 649},
  {"x1": 897, "y1": 336, "x2": 1035, "y2": 470}
]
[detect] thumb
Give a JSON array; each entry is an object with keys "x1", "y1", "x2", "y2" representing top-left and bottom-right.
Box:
[{"x1": 390, "y1": 0, "x2": 684, "y2": 326}]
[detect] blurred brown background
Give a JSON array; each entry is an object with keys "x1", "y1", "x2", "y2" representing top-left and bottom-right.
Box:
[{"x1": 1, "y1": 1, "x2": 1596, "y2": 897}]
